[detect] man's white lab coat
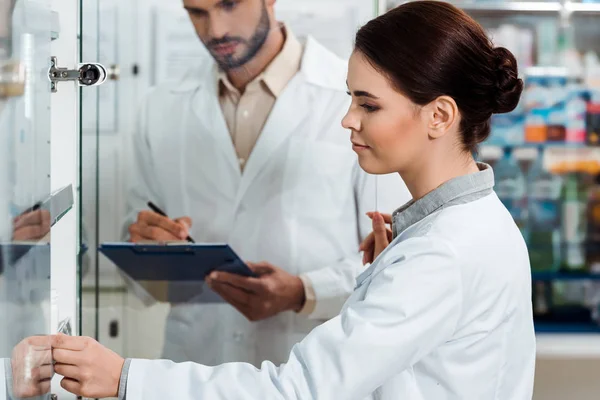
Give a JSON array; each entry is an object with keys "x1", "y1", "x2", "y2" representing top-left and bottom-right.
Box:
[{"x1": 123, "y1": 36, "x2": 409, "y2": 365}]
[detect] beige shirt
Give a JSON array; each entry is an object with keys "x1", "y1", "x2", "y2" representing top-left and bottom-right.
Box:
[
  {"x1": 217, "y1": 25, "x2": 303, "y2": 171},
  {"x1": 142, "y1": 27, "x2": 317, "y2": 315},
  {"x1": 217, "y1": 27, "x2": 317, "y2": 315}
]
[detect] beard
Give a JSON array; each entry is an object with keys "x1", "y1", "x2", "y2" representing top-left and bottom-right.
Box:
[{"x1": 207, "y1": 4, "x2": 271, "y2": 71}]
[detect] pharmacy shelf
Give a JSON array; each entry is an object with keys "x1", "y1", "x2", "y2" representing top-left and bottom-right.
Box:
[
  {"x1": 536, "y1": 322, "x2": 600, "y2": 333},
  {"x1": 482, "y1": 143, "x2": 589, "y2": 149},
  {"x1": 532, "y1": 271, "x2": 600, "y2": 281},
  {"x1": 459, "y1": 1, "x2": 600, "y2": 15},
  {"x1": 536, "y1": 332, "x2": 600, "y2": 358},
  {"x1": 479, "y1": 143, "x2": 595, "y2": 161},
  {"x1": 567, "y1": 2, "x2": 600, "y2": 15}
]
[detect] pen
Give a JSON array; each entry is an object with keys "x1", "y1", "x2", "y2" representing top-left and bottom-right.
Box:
[{"x1": 147, "y1": 201, "x2": 195, "y2": 243}]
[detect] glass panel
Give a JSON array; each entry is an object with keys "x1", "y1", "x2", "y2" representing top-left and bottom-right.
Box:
[
  {"x1": 79, "y1": 0, "x2": 128, "y2": 356},
  {"x1": 79, "y1": 0, "x2": 99, "y2": 346},
  {"x1": 80, "y1": 0, "x2": 388, "y2": 366},
  {"x1": 0, "y1": 0, "x2": 53, "y2": 398}
]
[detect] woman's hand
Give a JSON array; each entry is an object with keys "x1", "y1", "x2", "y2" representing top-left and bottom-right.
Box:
[
  {"x1": 52, "y1": 335, "x2": 125, "y2": 399},
  {"x1": 359, "y1": 212, "x2": 393, "y2": 265}
]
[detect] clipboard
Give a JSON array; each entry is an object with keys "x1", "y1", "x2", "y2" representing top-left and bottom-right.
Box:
[
  {"x1": 0, "y1": 242, "x2": 51, "y2": 274},
  {"x1": 98, "y1": 242, "x2": 255, "y2": 281},
  {"x1": 1, "y1": 185, "x2": 74, "y2": 271}
]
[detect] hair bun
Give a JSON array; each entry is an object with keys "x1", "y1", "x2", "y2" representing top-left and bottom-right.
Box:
[{"x1": 492, "y1": 47, "x2": 524, "y2": 114}]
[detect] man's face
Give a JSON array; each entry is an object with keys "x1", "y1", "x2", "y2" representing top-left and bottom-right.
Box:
[{"x1": 183, "y1": 0, "x2": 271, "y2": 70}]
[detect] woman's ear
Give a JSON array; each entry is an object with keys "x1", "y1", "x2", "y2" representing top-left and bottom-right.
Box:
[{"x1": 428, "y1": 96, "x2": 458, "y2": 139}]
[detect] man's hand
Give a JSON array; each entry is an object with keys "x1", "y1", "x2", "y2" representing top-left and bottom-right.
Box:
[
  {"x1": 12, "y1": 209, "x2": 51, "y2": 241},
  {"x1": 359, "y1": 212, "x2": 393, "y2": 265},
  {"x1": 206, "y1": 262, "x2": 306, "y2": 322},
  {"x1": 128, "y1": 210, "x2": 192, "y2": 242},
  {"x1": 11, "y1": 336, "x2": 53, "y2": 398},
  {"x1": 51, "y1": 334, "x2": 125, "y2": 399}
]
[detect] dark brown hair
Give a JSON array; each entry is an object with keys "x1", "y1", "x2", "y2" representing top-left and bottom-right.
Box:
[{"x1": 355, "y1": 1, "x2": 523, "y2": 152}]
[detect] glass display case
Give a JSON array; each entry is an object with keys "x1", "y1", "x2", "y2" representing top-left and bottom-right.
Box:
[
  {"x1": 12, "y1": 0, "x2": 600, "y2": 398},
  {"x1": 1, "y1": 0, "x2": 101, "y2": 397},
  {"x1": 77, "y1": 0, "x2": 600, "y2": 399},
  {"x1": 77, "y1": 0, "x2": 385, "y2": 363},
  {"x1": 1, "y1": 0, "x2": 59, "y2": 398}
]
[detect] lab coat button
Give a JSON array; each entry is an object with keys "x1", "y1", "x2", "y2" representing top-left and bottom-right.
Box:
[
  {"x1": 242, "y1": 110, "x2": 249, "y2": 118},
  {"x1": 233, "y1": 331, "x2": 244, "y2": 342}
]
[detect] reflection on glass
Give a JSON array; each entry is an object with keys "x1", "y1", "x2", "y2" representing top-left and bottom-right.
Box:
[
  {"x1": 6, "y1": 336, "x2": 52, "y2": 399},
  {"x1": 0, "y1": 1, "x2": 17, "y2": 59},
  {"x1": 78, "y1": 0, "x2": 390, "y2": 369},
  {"x1": 0, "y1": 62, "x2": 25, "y2": 99},
  {"x1": 108, "y1": 0, "x2": 400, "y2": 370},
  {"x1": 1, "y1": 0, "x2": 52, "y2": 398},
  {"x1": 12, "y1": 209, "x2": 50, "y2": 243}
]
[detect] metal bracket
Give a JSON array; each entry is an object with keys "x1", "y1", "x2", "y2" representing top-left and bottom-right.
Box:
[
  {"x1": 0, "y1": 61, "x2": 25, "y2": 98},
  {"x1": 48, "y1": 56, "x2": 107, "y2": 93},
  {"x1": 48, "y1": 56, "x2": 79, "y2": 93}
]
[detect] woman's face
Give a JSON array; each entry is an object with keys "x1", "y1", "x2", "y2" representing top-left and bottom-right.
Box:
[{"x1": 342, "y1": 51, "x2": 431, "y2": 175}]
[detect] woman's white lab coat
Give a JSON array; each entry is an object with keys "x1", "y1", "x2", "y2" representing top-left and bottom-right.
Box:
[
  {"x1": 122, "y1": 184, "x2": 536, "y2": 399},
  {"x1": 122, "y1": 36, "x2": 409, "y2": 365}
]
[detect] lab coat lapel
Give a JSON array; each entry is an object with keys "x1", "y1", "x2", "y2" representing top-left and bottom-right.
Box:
[
  {"x1": 234, "y1": 74, "x2": 312, "y2": 205},
  {"x1": 189, "y1": 73, "x2": 241, "y2": 178}
]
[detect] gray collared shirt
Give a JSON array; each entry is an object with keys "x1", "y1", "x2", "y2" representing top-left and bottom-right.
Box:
[
  {"x1": 119, "y1": 358, "x2": 132, "y2": 399},
  {"x1": 392, "y1": 163, "x2": 495, "y2": 238}
]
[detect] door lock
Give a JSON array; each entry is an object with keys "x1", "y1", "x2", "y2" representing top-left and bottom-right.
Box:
[{"x1": 48, "y1": 56, "x2": 107, "y2": 93}]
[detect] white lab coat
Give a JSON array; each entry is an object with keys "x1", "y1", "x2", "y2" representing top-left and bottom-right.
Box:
[
  {"x1": 123, "y1": 36, "x2": 410, "y2": 365},
  {"x1": 124, "y1": 192, "x2": 536, "y2": 400}
]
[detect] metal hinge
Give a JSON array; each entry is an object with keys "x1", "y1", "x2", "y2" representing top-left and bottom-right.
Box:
[{"x1": 48, "y1": 56, "x2": 107, "y2": 93}]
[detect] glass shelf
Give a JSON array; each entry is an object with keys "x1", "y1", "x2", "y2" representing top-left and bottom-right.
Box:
[
  {"x1": 536, "y1": 322, "x2": 600, "y2": 333},
  {"x1": 566, "y1": 2, "x2": 600, "y2": 14},
  {"x1": 482, "y1": 143, "x2": 590, "y2": 149},
  {"x1": 532, "y1": 271, "x2": 600, "y2": 281}
]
